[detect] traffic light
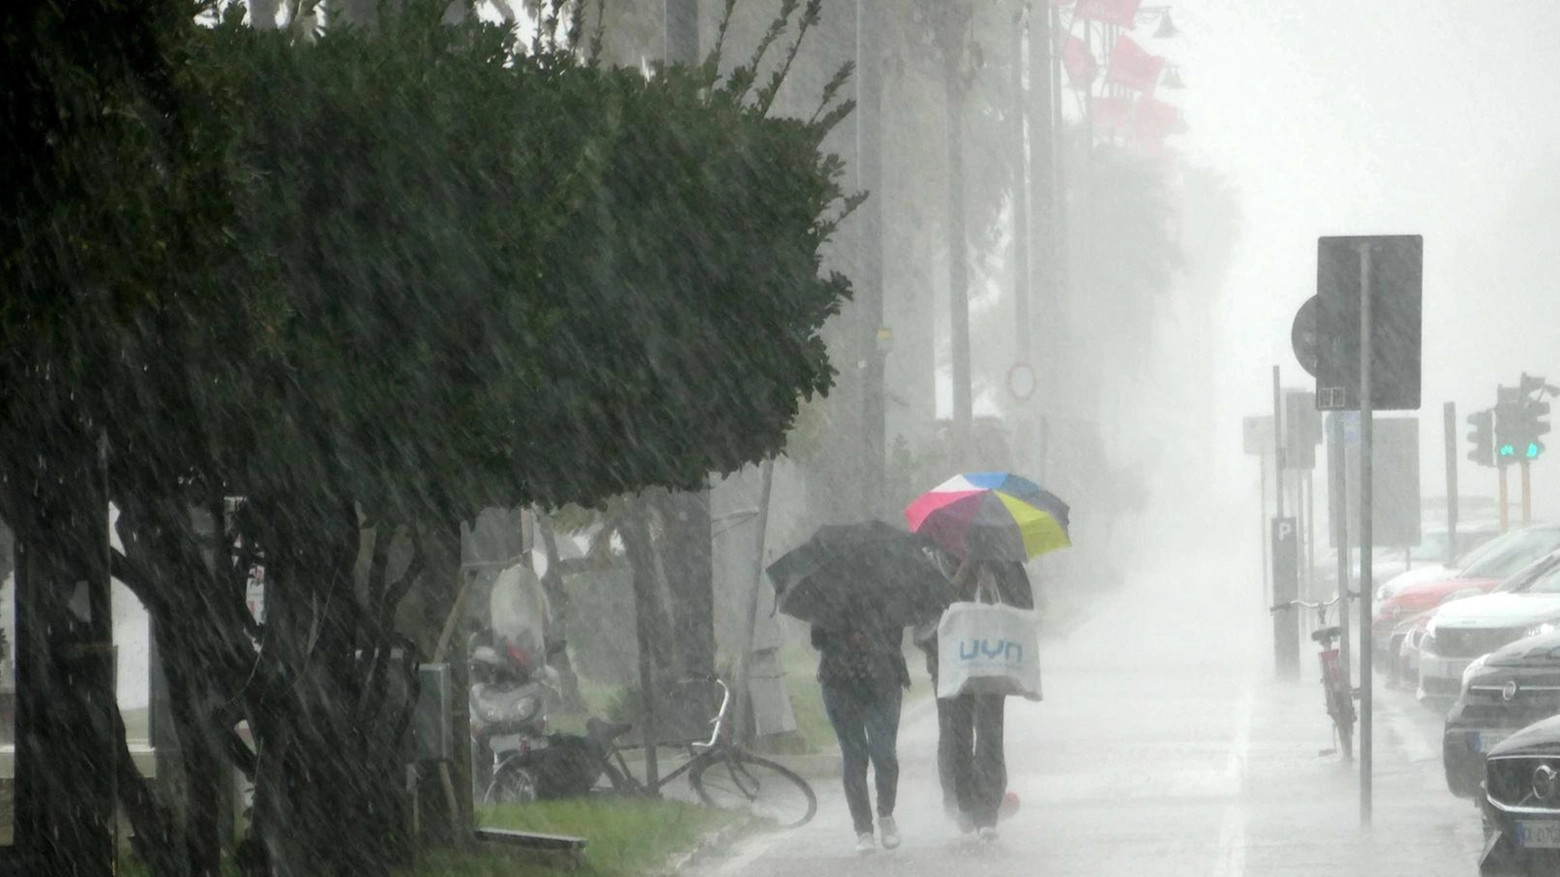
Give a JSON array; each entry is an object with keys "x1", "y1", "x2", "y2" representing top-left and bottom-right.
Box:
[
  {"x1": 1524, "y1": 397, "x2": 1550, "y2": 460},
  {"x1": 1467, "y1": 409, "x2": 1494, "y2": 467},
  {"x1": 1516, "y1": 374, "x2": 1552, "y2": 461},
  {"x1": 1496, "y1": 385, "x2": 1524, "y2": 466}
]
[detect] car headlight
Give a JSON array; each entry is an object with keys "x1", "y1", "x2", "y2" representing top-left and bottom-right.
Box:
[
  {"x1": 1424, "y1": 618, "x2": 1438, "y2": 638},
  {"x1": 1526, "y1": 621, "x2": 1558, "y2": 638},
  {"x1": 1461, "y1": 653, "x2": 1490, "y2": 694}
]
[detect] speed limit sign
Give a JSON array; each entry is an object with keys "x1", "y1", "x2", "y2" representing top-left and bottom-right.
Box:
[{"x1": 1007, "y1": 362, "x2": 1036, "y2": 402}]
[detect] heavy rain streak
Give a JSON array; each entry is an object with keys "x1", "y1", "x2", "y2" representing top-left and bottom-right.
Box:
[{"x1": 7, "y1": 0, "x2": 1560, "y2": 875}]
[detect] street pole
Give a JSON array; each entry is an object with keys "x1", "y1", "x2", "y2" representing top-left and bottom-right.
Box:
[
  {"x1": 1273, "y1": 367, "x2": 1286, "y2": 516},
  {"x1": 1499, "y1": 465, "x2": 1510, "y2": 533},
  {"x1": 733, "y1": 459, "x2": 775, "y2": 743},
  {"x1": 1260, "y1": 451, "x2": 1270, "y2": 610},
  {"x1": 856, "y1": 0, "x2": 885, "y2": 517},
  {"x1": 1306, "y1": 469, "x2": 1316, "y2": 599},
  {"x1": 1331, "y1": 413, "x2": 1353, "y2": 699},
  {"x1": 1444, "y1": 402, "x2": 1459, "y2": 564},
  {"x1": 1357, "y1": 242, "x2": 1375, "y2": 827},
  {"x1": 1523, "y1": 459, "x2": 1533, "y2": 525}
]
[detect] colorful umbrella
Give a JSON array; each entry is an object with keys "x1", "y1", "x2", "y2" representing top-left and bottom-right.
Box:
[{"x1": 905, "y1": 472, "x2": 1071, "y2": 562}]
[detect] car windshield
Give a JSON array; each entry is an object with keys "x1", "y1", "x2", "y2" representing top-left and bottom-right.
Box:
[
  {"x1": 1461, "y1": 529, "x2": 1560, "y2": 580},
  {"x1": 1497, "y1": 554, "x2": 1560, "y2": 593}
]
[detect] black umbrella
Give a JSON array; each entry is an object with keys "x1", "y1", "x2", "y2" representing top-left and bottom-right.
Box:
[{"x1": 766, "y1": 521, "x2": 957, "y2": 627}]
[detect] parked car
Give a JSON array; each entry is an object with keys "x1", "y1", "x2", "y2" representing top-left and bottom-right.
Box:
[
  {"x1": 1373, "y1": 524, "x2": 1560, "y2": 657},
  {"x1": 1479, "y1": 713, "x2": 1560, "y2": 874},
  {"x1": 1419, "y1": 552, "x2": 1560, "y2": 703},
  {"x1": 1444, "y1": 628, "x2": 1560, "y2": 799},
  {"x1": 1376, "y1": 523, "x2": 1504, "y2": 604}
]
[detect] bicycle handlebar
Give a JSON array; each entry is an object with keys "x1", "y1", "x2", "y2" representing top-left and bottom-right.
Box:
[
  {"x1": 694, "y1": 677, "x2": 732, "y2": 750},
  {"x1": 1270, "y1": 591, "x2": 1361, "y2": 614}
]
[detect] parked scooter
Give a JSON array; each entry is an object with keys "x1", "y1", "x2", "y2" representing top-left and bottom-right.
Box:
[{"x1": 469, "y1": 639, "x2": 553, "y2": 804}]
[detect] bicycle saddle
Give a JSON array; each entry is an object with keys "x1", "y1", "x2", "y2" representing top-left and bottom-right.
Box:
[
  {"x1": 1311, "y1": 626, "x2": 1341, "y2": 644},
  {"x1": 586, "y1": 717, "x2": 634, "y2": 742}
]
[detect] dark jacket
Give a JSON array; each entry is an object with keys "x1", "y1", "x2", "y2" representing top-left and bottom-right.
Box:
[{"x1": 811, "y1": 621, "x2": 910, "y2": 698}]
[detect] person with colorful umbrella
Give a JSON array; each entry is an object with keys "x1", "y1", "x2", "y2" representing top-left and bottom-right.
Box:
[{"x1": 905, "y1": 473, "x2": 1070, "y2": 841}]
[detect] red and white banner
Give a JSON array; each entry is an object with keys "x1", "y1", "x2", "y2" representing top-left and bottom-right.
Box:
[
  {"x1": 1106, "y1": 34, "x2": 1165, "y2": 93},
  {"x1": 1089, "y1": 95, "x2": 1135, "y2": 137},
  {"x1": 1062, "y1": 35, "x2": 1098, "y2": 89},
  {"x1": 1074, "y1": 0, "x2": 1142, "y2": 27},
  {"x1": 1132, "y1": 96, "x2": 1187, "y2": 143}
]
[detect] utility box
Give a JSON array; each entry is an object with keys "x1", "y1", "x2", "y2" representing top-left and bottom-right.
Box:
[{"x1": 412, "y1": 663, "x2": 454, "y2": 762}]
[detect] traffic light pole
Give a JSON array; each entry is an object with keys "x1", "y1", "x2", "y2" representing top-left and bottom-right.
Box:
[
  {"x1": 1357, "y1": 241, "x2": 1375, "y2": 827},
  {"x1": 1499, "y1": 466, "x2": 1510, "y2": 533},
  {"x1": 1445, "y1": 402, "x2": 1459, "y2": 564},
  {"x1": 1522, "y1": 460, "x2": 1533, "y2": 525}
]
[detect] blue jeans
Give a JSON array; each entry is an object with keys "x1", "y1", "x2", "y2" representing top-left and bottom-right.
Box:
[{"x1": 822, "y1": 683, "x2": 902, "y2": 835}]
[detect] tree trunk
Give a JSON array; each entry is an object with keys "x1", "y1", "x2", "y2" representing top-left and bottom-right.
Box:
[
  {"x1": 10, "y1": 420, "x2": 117, "y2": 877},
  {"x1": 619, "y1": 497, "x2": 673, "y2": 782},
  {"x1": 244, "y1": 497, "x2": 417, "y2": 877},
  {"x1": 652, "y1": 489, "x2": 714, "y2": 742}
]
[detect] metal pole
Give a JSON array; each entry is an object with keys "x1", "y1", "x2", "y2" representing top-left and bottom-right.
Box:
[
  {"x1": 1273, "y1": 367, "x2": 1286, "y2": 516},
  {"x1": 1260, "y1": 452, "x2": 1270, "y2": 609},
  {"x1": 733, "y1": 460, "x2": 775, "y2": 743},
  {"x1": 1499, "y1": 465, "x2": 1510, "y2": 533},
  {"x1": 1523, "y1": 459, "x2": 1534, "y2": 525},
  {"x1": 1357, "y1": 242, "x2": 1375, "y2": 826},
  {"x1": 1331, "y1": 414, "x2": 1353, "y2": 697},
  {"x1": 1445, "y1": 401, "x2": 1459, "y2": 564},
  {"x1": 1306, "y1": 468, "x2": 1317, "y2": 599}
]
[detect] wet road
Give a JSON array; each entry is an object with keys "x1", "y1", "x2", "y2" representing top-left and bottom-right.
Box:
[{"x1": 695, "y1": 570, "x2": 1484, "y2": 876}]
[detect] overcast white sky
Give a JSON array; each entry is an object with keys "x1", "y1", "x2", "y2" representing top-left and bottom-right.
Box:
[{"x1": 1168, "y1": 0, "x2": 1560, "y2": 522}]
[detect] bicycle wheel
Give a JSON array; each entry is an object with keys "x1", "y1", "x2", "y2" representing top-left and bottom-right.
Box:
[
  {"x1": 690, "y1": 751, "x2": 817, "y2": 829},
  {"x1": 486, "y1": 761, "x2": 539, "y2": 806}
]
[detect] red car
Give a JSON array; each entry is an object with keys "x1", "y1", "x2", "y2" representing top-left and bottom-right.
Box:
[{"x1": 1372, "y1": 524, "x2": 1560, "y2": 655}]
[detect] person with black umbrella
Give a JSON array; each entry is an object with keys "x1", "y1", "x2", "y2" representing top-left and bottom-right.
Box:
[
  {"x1": 766, "y1": 522, "x2": 952, "y2": 853},
  {"x1": 810, "y1": 592, "x2": 909, "y2": 854}
]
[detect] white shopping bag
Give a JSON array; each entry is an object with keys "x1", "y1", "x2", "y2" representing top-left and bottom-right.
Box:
[{"x1": 936, "y1": 599, "x2": 1041, "y2": 701}]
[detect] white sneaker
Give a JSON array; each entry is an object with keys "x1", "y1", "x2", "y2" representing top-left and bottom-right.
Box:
[
  {"x1": 977, "y1": 826, "x2": 998, "y2": 843},
  {"x1": 855, "y1": 832, "x2": 876, "y2": 854},
  {"x1": 880, "y1": 816, "x2": 900, "y2": 850}
]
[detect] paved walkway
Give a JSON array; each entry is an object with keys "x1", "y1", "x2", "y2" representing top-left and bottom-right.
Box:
[{"x1": 695, "y1": 573, "x2": 1486, "y2": 876}]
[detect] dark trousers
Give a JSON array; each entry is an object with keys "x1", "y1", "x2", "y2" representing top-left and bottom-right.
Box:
[
  {"x1": 822, "y1": 682, "x2": 903, "y2": 835},
  {"x1": 937, "y1": 692, "x2": 1006, "y2": 828}
]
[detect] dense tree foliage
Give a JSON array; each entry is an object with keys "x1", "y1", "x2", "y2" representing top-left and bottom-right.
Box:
[{"x1": 1, "y1": 1, "x2": 856, "y2": 874}]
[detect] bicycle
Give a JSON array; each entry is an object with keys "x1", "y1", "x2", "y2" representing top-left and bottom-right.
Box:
[
  {"x1": 586, "y1": 676, "x2": 818, "y2": 828},
  {"x1": 1271, "y1": 593, "x2": 1359, "y2": 760}
]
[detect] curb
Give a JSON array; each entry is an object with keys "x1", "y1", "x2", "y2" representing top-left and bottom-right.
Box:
[{"x1": 659, "y1": 817, "x2": 755, "y2": 875}]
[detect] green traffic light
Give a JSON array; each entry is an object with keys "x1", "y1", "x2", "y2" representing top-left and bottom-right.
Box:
[
  {"x1": 1500, "y1": 444, "x2": 1517, "y2": 457},
  {"x1": 1530, "y1": 442, "x2": 1545, "y2": 459}
]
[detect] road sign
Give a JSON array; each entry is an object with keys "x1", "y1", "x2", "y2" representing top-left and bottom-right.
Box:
[
  {"x1": 1291, "y1": 296, "x2": 1320, "y2": 377},
  {"x1": 1315, "y1": 235, "x2": 1423, "y2": 411},
  {"x1": 1272, "y1": 516, "x2": 1300, "y2": 677},
  {"x1": 1285, "y1": 389, "x2": 1321, "y2": 470},
  {"x1": 1243, "y1": 416, "x2": 1274, "y2": 456},
  {"x1": 1007, "y1": 362, "x2": 1036, "y2": 402},
  {"x1": 1329, "y1": 416, "x2": 1421, "y2": 547}
]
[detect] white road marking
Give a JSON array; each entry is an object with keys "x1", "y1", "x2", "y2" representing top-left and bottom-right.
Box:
[
  {"x1": 1212, "y1": 682, "x2": 1255, "y2": 877},
  {"x1": 1211, "y1": 807, "x2": 1248, "y2": 877}
]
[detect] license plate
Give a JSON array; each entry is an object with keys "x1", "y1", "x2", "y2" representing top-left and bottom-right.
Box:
[
  {"x1": 1475, "y1": 731, "x2": 1511, "y2": 753},
  {"x1": 1517, "y1": 820, "x2": 1560, "y2": 849}
]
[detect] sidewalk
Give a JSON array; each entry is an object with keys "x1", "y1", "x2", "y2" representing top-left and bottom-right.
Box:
[{"x1": 694, "y1": 589, "x2": 1488, "y2": 876}]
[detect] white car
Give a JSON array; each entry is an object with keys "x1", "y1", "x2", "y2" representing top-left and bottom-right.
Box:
[{"x1": 1417, "y1": 550, "x2": 1560, "y2": 703}]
